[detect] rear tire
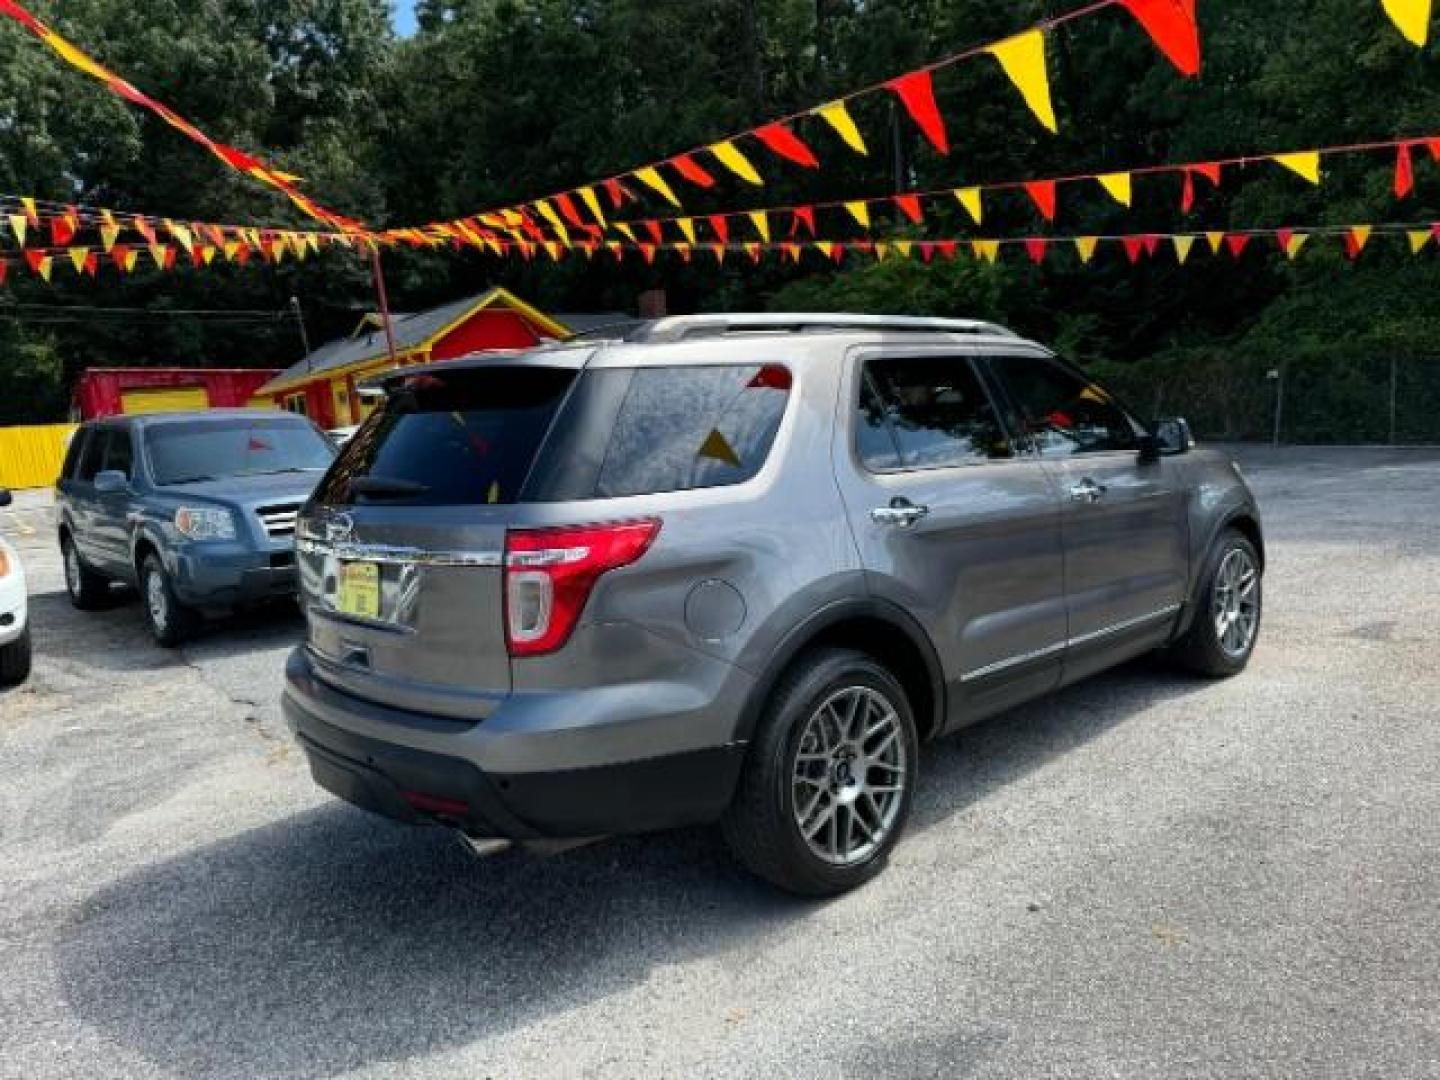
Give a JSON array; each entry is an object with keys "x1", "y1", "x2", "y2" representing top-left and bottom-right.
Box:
[
  {"x1": 140, "y1": 554, "x2": 200, "y2": 648},
  {"x1": 0, "y1": 625, "x2": 31, "y2": 685},
  {"x1": 1172, "y1": 528, "x2": 1263, "y2": 677},
  {"x1": 62, "y1": 535, "x2": 109, "y2": 610},
  {"x1": 722, "y1": 648, "x2": 918, "y2": 897}
]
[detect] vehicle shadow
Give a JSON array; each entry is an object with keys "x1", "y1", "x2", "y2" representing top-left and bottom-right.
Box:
[{"x1": 53, "y1": 656, "x2": 1208, "y2": 1079}]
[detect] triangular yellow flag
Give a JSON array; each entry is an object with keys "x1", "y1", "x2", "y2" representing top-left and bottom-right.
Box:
[
  {"x1": 1097, "y1": 172, "x2": 1133, "y2": 207},
  {"x1": 579, "y1": 186, "x2": 608, "y2": 229},
  {"x1": 815, "y1": 241, "x2": 836, "y2": 259},
  {"x1": 223, "y1": 240, "x2": 240, "y2": 261},
  {"x1": 20, "y1": 197, "x2": 37, "y2": 225},
  {"x1": 8, "y1": 214, "x2": 27, "y2": 247},
  {"x1": 1381, "y1": 0, "x2": 1432, "y2": 45},
  {"x1": 165, "y1": 220, "x2": 194, "y2": 253},
  {"x1": 697, "y1": 429, "x2": 742, "y2": 467},
  {"x1": 200, "y1": 245, "x2": 217, "y2": 265},
  {"x1": 986, "y1": 30, "x2": 1058, "y2": 133},
  {"x1": 972, "y1": 239, "x2": 1000, "y2": 263},
  {"x1": 1350, "y1": 225, "x2": 1373, "y2": 251},
  {"x1": 148, "y1": 243, "x2": 167, "y2": 267},
  {"x1": 676, "y1": 217, "x2": 698, "y2": 245},
  {"x1": 634, "y1": 166, "x2": 682, "y2": 207},
  {"x1": 893, "y1": 239, "x2": 914, "y2": 258},
  {"x1": 534, "y1": 199, "x2": 570, "y2": 241},
  {"x1": 1409, "y1": 229, "x2": 1432, "y2": 253},
  {"x1": 121, "y1": 248, "x2": 140, "y2": 273},
  {"x1": 1075, "y1": 236, "x2": 1099, "y2": 263},
  {"x1": 954, "y1": 187, "x2": 983, "y2": 225},
  {"x1": 613, "y1": 221, "x2": 638, "y2": 244},
  {"x1": 1206, "y1": 231, "x2": 1225, "y2": 254},
  {"x1": 1285, "y1": 232, "x2": 1310, "y2": 259},
  {"x1": 874, "y1": 242, "x2": 890, "y2": 261},
  {"x1": 1273, "y1": 151, "x2": 1322, "y2": 184},
  {"x1": 35, "y1": 255, "x2": 53, "y2": 282},
  {"x1": 710, "y1": 141, "x2": 764, "y2": 185},
  {"x1": 67, "y1": 247, "x2": 90, "y2": 273},
  {"x1": 1174, "y1": 235, "x2": 1197, "y2": 263},
  {"x1": 844, "y1": 201, "x2": 871, "y2": 229},
  {"x1": 748, "y1": 211, "x2": 771, "y2": 242},
  {"x1": 100, "y1": 220, "x2": 121, "y2": 252},
  {"x1": 816, "y1": 101, "x2": 868, "y2": 155}
]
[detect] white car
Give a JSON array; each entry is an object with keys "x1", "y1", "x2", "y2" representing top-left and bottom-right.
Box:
[{"x1": 0, "y1": 488, "x2": 32, "y2": 685}]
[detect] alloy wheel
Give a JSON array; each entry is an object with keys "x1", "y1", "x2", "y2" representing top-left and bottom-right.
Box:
[
  {"x1": 791, "y1": 685, "x2": 908, "y2": 867},
  {"x1": 64, "y1": 543, "x2": 81, "y2": 598},
  {"x1": 146, "y1": 569, "x2": 169, "y2": 636},
  {"x1": 1212, "y1": 548, "x2": 1259, "y2": 658}
]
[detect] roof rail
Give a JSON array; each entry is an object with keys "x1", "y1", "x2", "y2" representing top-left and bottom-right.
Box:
[{"x1": 627, "y1": 313, "x2": 1016, "y2": 343}]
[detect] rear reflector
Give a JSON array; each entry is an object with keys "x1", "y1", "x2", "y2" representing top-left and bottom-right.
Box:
[
  {"x1": 400, "y1": 791, "x2": 471, "y2": 819},
  {"x1": 504, "y1": 518, "x2": 661, "y2": 657}
]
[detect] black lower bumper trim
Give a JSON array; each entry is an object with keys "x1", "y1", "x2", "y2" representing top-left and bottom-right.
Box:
[{"x1": 285, "y1": 694, "x2": 745, "y2": 839}]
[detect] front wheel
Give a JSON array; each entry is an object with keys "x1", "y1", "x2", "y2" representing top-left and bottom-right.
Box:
[
  {"x1": 0, "y1": 625, "x2": 31, "y2": 685},
  {"x1": 140, "y1": 554, "x2": 200, "y2": 648},
  {"x1": 1173, "y1": 528, "x2": 1263, "y2": 677},
  {"x1": 723, "y1": 648, "x2": 918, "y2": 896}
]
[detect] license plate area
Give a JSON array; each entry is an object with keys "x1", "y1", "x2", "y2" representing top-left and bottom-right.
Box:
[{"x1": 336, "y1": 561, "x2": 381, "y2": 621}]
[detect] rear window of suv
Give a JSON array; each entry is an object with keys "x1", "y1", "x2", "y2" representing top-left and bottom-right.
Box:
[{"x1": 316, "y1": 362, "x2": 791, "y2": 506}]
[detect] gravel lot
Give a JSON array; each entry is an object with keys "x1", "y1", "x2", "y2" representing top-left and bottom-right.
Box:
[{"x1": 2, "y1": 447, "x2": 1437, "y2": 1079}]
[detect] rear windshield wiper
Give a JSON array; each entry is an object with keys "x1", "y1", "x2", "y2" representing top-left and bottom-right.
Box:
[{"x1": 348, "y1": 475, "x2": 430, "y2": 499}]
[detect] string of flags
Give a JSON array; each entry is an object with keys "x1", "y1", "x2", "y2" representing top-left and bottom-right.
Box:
[{"x1": 6, "y1": 222, "x2": 1438, "y2": 283}]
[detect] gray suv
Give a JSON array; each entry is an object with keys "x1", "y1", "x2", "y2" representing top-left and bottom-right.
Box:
[
  {"x1": 284, "y1": 315, "x2": 1263, "y2": 895},
  {"x1": 57, "y1": 411, "x2": 336, "y2": 646}
]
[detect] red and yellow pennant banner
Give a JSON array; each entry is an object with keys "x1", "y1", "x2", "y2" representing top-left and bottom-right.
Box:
[
  {"x1": 6, "y1": 222, "x2": 1436, "y2": 283},
  {"x1": 0, "y1": 0, "x2": 364, "y2": 232}
]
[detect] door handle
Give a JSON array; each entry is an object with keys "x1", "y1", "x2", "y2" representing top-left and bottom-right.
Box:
[
  {"x1": 870, "y1": 498, "x2": 930, "y2": 528},
  {"x1": 1068, "y1": 478, "x2": 1107, "y2": 504}
]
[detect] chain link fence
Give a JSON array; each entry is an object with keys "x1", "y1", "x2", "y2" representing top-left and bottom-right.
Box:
[{"x1": 1092, "y1": 353, "x2": 1440, "y2": 445}]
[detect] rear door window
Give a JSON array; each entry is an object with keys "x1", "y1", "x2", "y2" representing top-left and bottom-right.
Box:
[
  {"x1": 314, "y1": 367, "x2": 577, "y2": 506},
  {"x1": 857, "y1": 356, "x2": 1012, "y2": 470},
  {"x1": 75, "y1": 429, "x2": 108, "y2": 483}
]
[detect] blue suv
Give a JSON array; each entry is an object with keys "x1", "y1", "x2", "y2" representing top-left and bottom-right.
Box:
[{"x1": 56, "y1": 410, "x2": 335, "y2": 646}]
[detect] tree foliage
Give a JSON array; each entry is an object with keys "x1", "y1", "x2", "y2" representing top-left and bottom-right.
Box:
[{"x1": 1, "y1": 0, "x2": 1438, "y2": 438}]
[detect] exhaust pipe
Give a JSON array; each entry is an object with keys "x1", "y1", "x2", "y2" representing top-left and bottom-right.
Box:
[{"x1": 453, "y1": 833, "x2": 513, "y2": 860}]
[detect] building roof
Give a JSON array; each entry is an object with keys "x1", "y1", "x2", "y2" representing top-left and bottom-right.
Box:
[{"x1": 257, "y1": 287, "x2": 579, "y2": 396}]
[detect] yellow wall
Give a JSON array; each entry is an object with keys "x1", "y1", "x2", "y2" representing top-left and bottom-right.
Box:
[
  {"x1": 0, "y1": 423, "x2": 79, "y2": 490},
  {"x1": 119, "y1": 386, "x2": 212, "y2": 414}
]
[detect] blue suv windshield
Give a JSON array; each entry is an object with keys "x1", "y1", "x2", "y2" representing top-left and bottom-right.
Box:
[{"x1": 145, "y1": 419, "x2": 335, "y2": 486}]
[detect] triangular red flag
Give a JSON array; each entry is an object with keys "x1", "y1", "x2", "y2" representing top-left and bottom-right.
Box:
[
  {"x1": 1180, "y1": 170, "x2": 1196, "y2": 212},
  {"x1": 1395, "y1": 143, "x2": 1415, "y2": 199},
  {"x1": 1122, "y1": 236, "x2": 1146, "y2": 263},
  {"x1": 49, "y1": 214, "x2": 76, "y2": 246},
  {"x1": 555, "y1": 192, "x2": 586, "y2": 229},
  {"x1": 1025, "y1": 180, "x2": 1058, "y2": 221},
  {"x1": 23, "y1": 249, "x2": 46, "y2": 274},
  {"x1": 888, "y1": 70, "x2": 949, "y2": 155},
  {"x1": 603, "y1": 177, "x2": 629, "y2": 208},
  {"x1": 0, "y1": 259, "x2": 7, "y2": 285},
  {"x1": 1428, "y1": 139, "x2": 1440, "y2": 163},
  {"x1": 790, "y1": 206, "x2": 816, "y2": 237},
  {"x1": 1118, "y1": 0, "x2": 1201, "y2": 76},
  {"x1": 894, "y1": 194, "x2": 924, "y2": 224},
  {"x1": 1024, "y1": 237, "x2": 1048, "y2": 264},
  {"x1": 936, "y1": 240, "x2": 959, "y2": 261},
  {"x1": 643, "y1": 220, "x2": 663, "y2": 245},
  {"x1": 1192, "y1": 161, "x2": 1222, "y2": 186},
  {"x1": 670, "y1": 153, "x2": 716, "y2": 189},
  {"x1": 1226, "y1": 233, "x2": 1251, "y2": 258},
  {"x1": 708, "y1": 214, "x2": 730, "y2": 244},
  {"x1": 831, "y1": 243, "x2": 846, "y2": 264},
  {"x1": 1143, "y1": 233, "x2": 1162, "y2": 257},
  {"x1": 83, "y1": 252, "x2": 98, "y2": 277},
  {"x1": 754, "y1": 123, "x2": 820, "y2": 168},
  {"x1": 639, "y1": 243, "x2": 657, "y2": 265},
  {"x1": 1275, "y1": 228, "x2": 1294, "y2": 253}
]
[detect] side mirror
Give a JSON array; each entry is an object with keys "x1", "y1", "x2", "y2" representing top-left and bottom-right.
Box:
[
  {"x1": 1155, "y1": 417, "x2": 1194, "y2": 455},
  {"x1": 94, "y1": 470, "x2": 128, "y2": 494},
  {"x1": 0, "y1": 488, "x2": 11, "y2": 508}
]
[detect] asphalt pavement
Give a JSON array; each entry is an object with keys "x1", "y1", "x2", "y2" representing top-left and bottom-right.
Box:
[{"x1": 1, "y1": 447, "x2": 1437, "y2": 1079}]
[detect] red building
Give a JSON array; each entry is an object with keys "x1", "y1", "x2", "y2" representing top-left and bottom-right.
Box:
[
  {"x1": 251, "y1": 288, "x2": 581, "y2": 430},
  {"x1": 74, "y1": 367, "x2": 281, "y2": 420}
]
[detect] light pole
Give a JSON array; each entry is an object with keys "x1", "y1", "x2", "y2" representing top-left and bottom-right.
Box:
[
  {"x1": 1266, "y1": 368, "x2": 1284, "y2": 448},
  {"x1": 290, "y1": 295, "x2": 313, "y2": 372}
]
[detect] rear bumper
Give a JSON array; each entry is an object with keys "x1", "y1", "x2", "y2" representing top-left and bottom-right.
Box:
[{"x1": 283, "y1": 649, "x2": 748, "y2": 838}]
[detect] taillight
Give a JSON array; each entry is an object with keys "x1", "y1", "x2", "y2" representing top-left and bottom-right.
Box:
[{"x1": 504, "y1": 519, "x2": 661, "y2": 657}]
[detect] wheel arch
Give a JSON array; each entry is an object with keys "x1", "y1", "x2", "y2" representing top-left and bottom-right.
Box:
[{"x1": 734, "y1": 597, "x2": 946, "y2": 745}]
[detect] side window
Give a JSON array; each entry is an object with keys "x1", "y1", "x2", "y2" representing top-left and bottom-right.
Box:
[
  {"x1": 592, "y1": 364, "x2": 791, "y2": 498},
  {"x1": 856, "y1": 356, "x2": 1011, "y2": 471},
  {"x1": 103, "y1": 427, "x2": 134, "y2": 479},
  {"x1": 76, "y1": 429, "x2": 110, "y2": 483},
  {"x1": 983, "y1": 354, "x2": 1140, "y2": 457},
  {"x1": 60, "y1": 428, "x2": 90, "y2": 482}
]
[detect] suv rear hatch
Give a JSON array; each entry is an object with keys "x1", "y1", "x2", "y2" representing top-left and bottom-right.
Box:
[{"x1": 298, "y1": 360, "x2": 581, "y2": 721}]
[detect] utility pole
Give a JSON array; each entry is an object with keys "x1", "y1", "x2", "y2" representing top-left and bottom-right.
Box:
[
  {"x1": 1267, "y1": 368, "x2": 1284, "y2": 447},
  {"x1": 290, "y1": 295, "x2": 313, "y2": 372}
]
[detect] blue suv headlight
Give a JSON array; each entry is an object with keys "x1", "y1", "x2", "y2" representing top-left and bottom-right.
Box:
[{"x1": 174, "y1": 507, "x2": 237, "y2": 541}]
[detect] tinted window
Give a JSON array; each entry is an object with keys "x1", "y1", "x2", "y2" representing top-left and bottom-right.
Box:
[
  {"x1": 593, "y1": 365, "x2": 790, "y2": 498},
  {"x1": 857, "y1": 356, "x2": 1010, "y2": 470},
  {"x1": 314, "y1": 367, "x2": 576, "y2": 506},
  {"x1": 145, "y1": 418, "x2": 335, "y2": 486},
  {"x1": 61, "y1": 428, "x2": 91, "y2": 482},
  {"x1": 103, "y1": 427, "x2": 134, "y2": 479},
  {"x1": 76, "y1": 428, "x2": 107, "y2": 482},
  {"x1": 983, "y1": 355, "x2": 1139, "y2": 457}
]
